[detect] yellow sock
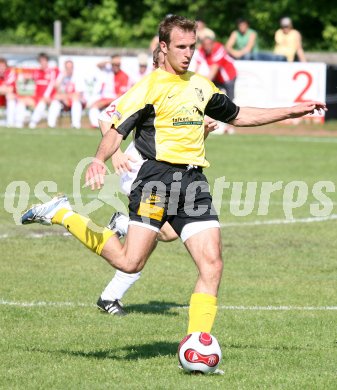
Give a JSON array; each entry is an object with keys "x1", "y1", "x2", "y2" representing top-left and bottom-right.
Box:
[
  {"x1": 52, "y1": 208, "x2": 114, "y2": 255},
  {"x1": 187, "y1": 293, "x2": 218, "y2": 334}
]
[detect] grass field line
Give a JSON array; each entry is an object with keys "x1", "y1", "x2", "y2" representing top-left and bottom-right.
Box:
[
  {"x1": 1, "y1": 214, "x2": 337, "y2": 240},
  {"x1": 220, "y1": 214, "x2": 337, "y2": 227},
  {"x1": 1, "y1": 299, "x2": 337, "y2": 311}
]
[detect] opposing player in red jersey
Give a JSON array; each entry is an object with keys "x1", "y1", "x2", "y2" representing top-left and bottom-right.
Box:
[
  {"x1": 0, "y1": 58, "x2": 17, "y2": 127},
  {"x1": 88, "y1": 54, "x2": 130, "y2": 128},
  {"x1": 15, "y1": 53, "x2": 58, "y2": 128},
  {"x1": 47, "y1": 60, "x2": 86, "y2": 129}
]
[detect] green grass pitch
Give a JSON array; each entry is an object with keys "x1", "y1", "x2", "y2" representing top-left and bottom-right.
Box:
[{"x1": 0, "y1": 126, "x2": 337, "y2": 389}]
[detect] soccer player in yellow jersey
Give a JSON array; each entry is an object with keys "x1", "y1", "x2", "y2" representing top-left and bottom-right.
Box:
[{"x1": 22, "y1": 16, "x2": 326, "y2": 337}]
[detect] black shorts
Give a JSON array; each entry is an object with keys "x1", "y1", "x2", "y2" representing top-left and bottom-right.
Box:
[{"x1": 128, "y1": 160, "x2": 219, "y2": 236}]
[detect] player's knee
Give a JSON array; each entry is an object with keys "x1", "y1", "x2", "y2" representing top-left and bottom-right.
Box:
[
  {"x1": 204, "y1": 252, "x2": 223, "y2": 275},
  {"x1": 122, "y1": 258, "x2": 146, "y2": 273}
]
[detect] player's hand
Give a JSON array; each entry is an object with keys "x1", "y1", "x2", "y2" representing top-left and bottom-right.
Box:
[
  {"x1": 111, "y1": 150, "x2": 137, "y2": 175},
  {"x1": 85, "y1": 158, "x2": 107, "y2": 190},
  {"x1": 290, "y1": 101, "x2": 327, "y2": 117},
  {"x1": 204, "y1": 118, "x2": 219, "y2": 134}
]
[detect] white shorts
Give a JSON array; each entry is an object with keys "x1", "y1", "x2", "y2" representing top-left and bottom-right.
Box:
[{"x1": 120, "y1": 141, "x2": 145, "y2": 196}]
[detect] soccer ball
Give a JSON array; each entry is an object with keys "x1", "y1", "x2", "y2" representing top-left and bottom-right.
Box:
[{"x1": 178, "y1": 332, "x2": 222, "y2": 374}]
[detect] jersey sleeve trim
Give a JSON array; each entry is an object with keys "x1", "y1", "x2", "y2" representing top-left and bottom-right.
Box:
[{"x1": 205, "y1": 93, "x2": 240, "y2": 123}]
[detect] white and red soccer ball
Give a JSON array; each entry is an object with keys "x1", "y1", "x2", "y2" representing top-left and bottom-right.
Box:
[{"x1": 178, "y1": 332, "x2": 222, "y2": 374}]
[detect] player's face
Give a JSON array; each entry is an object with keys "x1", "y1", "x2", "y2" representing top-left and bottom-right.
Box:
[{"x1": 161, "y1": 27, "x2": 196, "y2": 75}]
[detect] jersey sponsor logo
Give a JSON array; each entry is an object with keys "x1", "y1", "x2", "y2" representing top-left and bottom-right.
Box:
[{"x1": 172, "y1": 105, "x2": 203, "y2": 127}]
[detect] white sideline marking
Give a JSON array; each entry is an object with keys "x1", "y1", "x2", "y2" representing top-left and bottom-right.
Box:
[
  {"x1": 0, "y1": 299, "x2": 90, "y2": 308},
  {"x1": 220, "y1": 214, "x2": 337, "y2": 227},
  {"x1": 1, "y1": 215, "x2": 337, "y2": 240},
  {"x1": 1, "y1": 299, "x2": 337, "y2": 311}
]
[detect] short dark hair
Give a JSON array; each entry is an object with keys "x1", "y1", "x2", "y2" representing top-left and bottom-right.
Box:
[
  {"x1": 111, "y1": 54, "x2": 121, "y2": 60},
  {"x1": 38, "y1": 52, "x2": 49, "y2": 61},
  {"x1": 236, "y1": 18, "x2": 249, "y2": 25},
  {"x1": 159, "y1": 15, "x2": 197, "y2": 46}
]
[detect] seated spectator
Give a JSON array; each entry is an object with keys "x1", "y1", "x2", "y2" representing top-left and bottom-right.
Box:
[
  {"x1": 274, "y1": 17, "x2": 306, "y2": 62},
  {"x1": 226, "y1": 18, "x2": 258, "y2": 60},
  {"x1": 47, "y1": 60, "x2": 85, "y2": 129},
  {"x1": 15, "y1": 53, "x2": 58, "y2": 128},
  {"x1": 0, "y1": 58, "x2": 17, "y2": 127},
  {"x1": 87, "y1": 54, "x2": 130, "y2": 128}
]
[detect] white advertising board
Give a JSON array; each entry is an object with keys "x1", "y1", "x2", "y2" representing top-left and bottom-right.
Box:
[{"x1": 234, "y1": 61, "x2": 326, "y2": 121}]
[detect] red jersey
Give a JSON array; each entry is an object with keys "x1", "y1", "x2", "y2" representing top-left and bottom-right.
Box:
[
  {"x1": 198, "y1": 42, "x2": 237, "y2": 83},
  {"x1": 32, "y1": 67, "x2": 58, "y2": 100},
  {"x1": 0, "y1": 68, "x2": 16, "y2": 106},
  {"x1": 114, "y1": 70, "x2": 130, "y2": 97},
  {"x1": 98, "y1": 69, "x2": 130, "y2": 100}
]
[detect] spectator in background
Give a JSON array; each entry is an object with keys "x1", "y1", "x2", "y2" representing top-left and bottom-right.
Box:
[
  {"x1": 226, "y1": 18, "x2": 258, "y2": 60},
  {"x1": 47, "y1": 60, "x2": 85, "y2": 129},
  {"x1": 130, "y1": 53, "x2": 150, "y2": 85},
  {"x1": 197, "y1": 30, "x2": 237, "y2": 101},
  {"x1": 88, "y1": 54, "x2": 130, "y2": 128},
  {"x1": 196, "y1": 19, "x2": 216, "y2": 48},
  {"x1": 197, "y1": 30, "x2": 237, "y2": 134},
  {"x1": 0, "y1": 58, "x2": 17, "y2": 127},
  {"x1": 274, "y1": 17, "x2": 306, "y2": 62},
  {"x1": 149, "y1": 35, "x2": 159, "y2": 53},
  {"x1": 15, "y1": 53, "x2": 58, "y2": 128}
]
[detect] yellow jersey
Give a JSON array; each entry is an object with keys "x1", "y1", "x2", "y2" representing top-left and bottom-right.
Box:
[{"x1": 110, "y1": 68, "x2": 239, "y2": 168}]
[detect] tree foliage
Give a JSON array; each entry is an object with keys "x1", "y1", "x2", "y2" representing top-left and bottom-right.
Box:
[{"x1": 0, "y1": 0, "x2": 336, "y2": 50}]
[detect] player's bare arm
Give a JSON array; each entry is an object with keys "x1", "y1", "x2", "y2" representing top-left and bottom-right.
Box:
[
  {"x1": 85, "y1": 128, "x2": 123, "y2": 190},
  {"x1": 231, "y1": 102, "x2": 327, "y2": 127},
  {"x1": 99, "y1": 118, "x2": 136, "y2": 174}
]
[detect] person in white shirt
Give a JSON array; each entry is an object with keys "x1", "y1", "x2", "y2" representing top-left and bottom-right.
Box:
[{"x1": 47, "y1": 60, "x2": 85, "y2": 129}]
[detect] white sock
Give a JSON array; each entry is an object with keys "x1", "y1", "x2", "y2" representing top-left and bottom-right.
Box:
[
  {"x1": 30, "y1": 101, "x2": 46, "y2": 126},
  {"x1": 47, "y1": 100, "x2": 62, "y2": 127},
  {"x1": 101, "y1": 270, "x2": 141, "y2": 301},
  {"x1": 71, "y1": 100, "x2": 82, "y2": 129},
  {"x1": 15, "y1": 101, "x2": 26, "y2": 128},
  {"x1": 114, "y1": 214, "x2": 129, "y2": 236},
  {"x1": 6, "y1": 98, "x2": 16, "y2": 127},
  {"x1": 88, "y1": 107, "x2": 100, "y2": 127}
]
